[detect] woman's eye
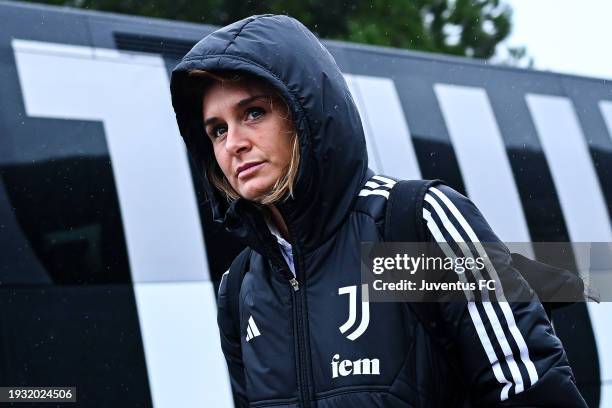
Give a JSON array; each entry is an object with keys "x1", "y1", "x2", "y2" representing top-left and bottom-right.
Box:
[
  {"x1": 209, "y1": 125, "x2": 227, "y2": 140},
  {"x1": 246, "y1": 107, "x2": 265, "y2": 120}
]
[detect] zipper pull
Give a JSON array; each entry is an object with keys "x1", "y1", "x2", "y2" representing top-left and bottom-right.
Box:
[{"x1": 289, "y1": 277, "x2": 300, "y2": 291}]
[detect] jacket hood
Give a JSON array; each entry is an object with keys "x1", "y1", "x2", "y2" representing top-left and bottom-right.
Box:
[{"x1": 170, "y1": 14, "x2": 369, "y2": 255}]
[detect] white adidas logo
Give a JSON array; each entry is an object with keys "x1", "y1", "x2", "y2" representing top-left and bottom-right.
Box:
[{"x1": 245, "y1": 315, "x2": 261, "y2": 342}]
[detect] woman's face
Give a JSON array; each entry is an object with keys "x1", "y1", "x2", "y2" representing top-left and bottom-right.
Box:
[{"x1": 202, "y1": 80, "x2": 294, "y2": 201}]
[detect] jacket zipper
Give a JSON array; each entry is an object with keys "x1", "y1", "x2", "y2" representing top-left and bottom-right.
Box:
[
  {"x1": 289, "y1": 272, "x2": 310, "y2": 408},
  {"x1": 267, "y1": 255, "x2": 309, "y2": 408},
  {"x1": 276, "y1": 209, "x2": 311, "y2": 408}
]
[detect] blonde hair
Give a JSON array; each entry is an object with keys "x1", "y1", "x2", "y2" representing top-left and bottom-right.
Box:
[{"x1": 189, "y1": 69, "x2": 301, "y2": 205}]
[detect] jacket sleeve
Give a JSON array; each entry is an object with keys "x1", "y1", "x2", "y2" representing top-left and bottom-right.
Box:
[
  {"x1": 217, "y1": 271, "x2": 249, "y2": 408},
  {"x1": 421, "y1": 184, "x2": 588, "y2": 407}
]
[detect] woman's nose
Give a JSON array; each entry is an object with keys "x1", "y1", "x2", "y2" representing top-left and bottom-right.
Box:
[{"x1": 224, "y1": 125, "x2": 250, "y2": 155}]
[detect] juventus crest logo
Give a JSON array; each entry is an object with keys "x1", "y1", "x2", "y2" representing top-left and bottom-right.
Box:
[{"x1": 338, "y1": 284, "x2": 370, "y2": 341}]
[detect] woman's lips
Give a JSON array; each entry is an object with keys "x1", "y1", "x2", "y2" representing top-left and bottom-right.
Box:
[{"x1": 237, "y1": 162, "x2": 265, "y2": 179}]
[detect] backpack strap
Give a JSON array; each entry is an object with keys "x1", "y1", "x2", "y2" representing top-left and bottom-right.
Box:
[
  {"x1": 384, "y1": 178, "x2": 464, "y2": 407},
  {"x1": 384, "y1": 179, "x2": 443, "y2": 243},
  {"x1": 383, "y1": 178, "x2": 454, "y2": 350},
  {"x1": 227, "y1": 247, "x2": 253, "y2": 337}
]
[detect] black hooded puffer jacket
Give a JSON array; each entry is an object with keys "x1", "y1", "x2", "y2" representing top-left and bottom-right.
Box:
[{"x1": 170, "y1": 14, "x2": 587, "y2": 408}]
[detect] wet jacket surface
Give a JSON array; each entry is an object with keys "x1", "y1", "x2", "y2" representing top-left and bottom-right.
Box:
[{"x1": 170, "y1": 14, "x2": 587, "y2": 408}]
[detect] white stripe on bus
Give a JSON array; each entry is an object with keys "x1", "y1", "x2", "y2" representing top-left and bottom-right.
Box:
[
  {"x1": 345, "y1": 74, "x2": 421, "y2": 180},
  {"x1": 527, "y1": 94, "x2": 612, "y2": 243},
  {"x1": 344, "y1": 74, "x2": 383, "y2": 173},
  {"x1": 12, "y1": 39, "x2": 231, "y2": 408},
  {"x1": 434, "y1": 84, "x2": 532, "y2": 252}
]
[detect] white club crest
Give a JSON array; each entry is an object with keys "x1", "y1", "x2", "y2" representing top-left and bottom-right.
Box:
[{"x1": 338, "y1": 284, "x2": 370, "y2": 341}]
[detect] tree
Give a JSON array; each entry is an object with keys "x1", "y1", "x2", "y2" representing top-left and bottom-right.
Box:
[{"x1": 21, "y1": 0, "x2": 528, "y2": 62}]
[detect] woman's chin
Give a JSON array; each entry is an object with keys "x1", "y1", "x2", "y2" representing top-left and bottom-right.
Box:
[{"x1": 238, "y1": 182, "x2": 273, "y2": 201}]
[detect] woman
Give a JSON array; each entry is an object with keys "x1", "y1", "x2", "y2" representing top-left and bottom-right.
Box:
[{"x1": 170, "y1": 14, "x2": 587, "y2": 408}]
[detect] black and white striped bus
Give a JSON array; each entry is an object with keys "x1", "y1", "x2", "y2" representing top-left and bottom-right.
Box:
[{"x1": 0, "y1": 1, "x2": 610, "y2": 406}]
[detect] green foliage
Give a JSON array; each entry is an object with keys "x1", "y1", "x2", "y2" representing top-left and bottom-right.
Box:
[{"x1": 20, "y1": 0, "x2": 523, "y2": 61}]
